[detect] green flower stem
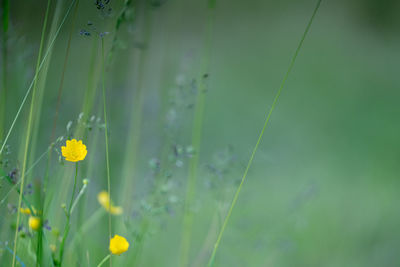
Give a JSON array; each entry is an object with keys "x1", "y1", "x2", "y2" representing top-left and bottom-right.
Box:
[
  {"x1": 207, "y1": 1, "x2": 322, "y2": 266},
  {"x1": 97, "y1": 254, "x2": 111, "y2": 267},
  {"x1": 58, "y1": 163, "x2": 79, "y2": 266}
]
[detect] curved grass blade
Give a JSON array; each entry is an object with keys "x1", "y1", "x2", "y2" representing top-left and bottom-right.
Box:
[
  {"x1": 12, "y1": 0, "x2": 53, "y2": 265},
  {"x1": 207, "y1": 0, "x2": 323, "y2": 265},
  {"x1": 0, "y1": 0, "x2": 77, "y2": 156}
]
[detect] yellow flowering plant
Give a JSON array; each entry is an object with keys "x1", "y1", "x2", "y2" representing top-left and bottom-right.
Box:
[
  {"x1": 20, "y1": 206, "x2": 37, "y2": 215},
  {"x1": 29, "y1": 217, "x2": 41, "y2": 231},
  {"x1": 97, "y1": 191, "x2": 123, "y2": 215},
  {"x1": 58, "y1": 139, "x2": 87, "y2": 265},
  {"x1": 109, "y1": 235, "x2": 129, "y2": 255},
  {"x1": 61, "y1": 139, "x2": 87, "y2": 162},
  {"x1": 20, "y1": 208, "x2": 31, "y2": 215},
  {"x1": 97, "y1": 235, "x2": 129, "y2": 267}
]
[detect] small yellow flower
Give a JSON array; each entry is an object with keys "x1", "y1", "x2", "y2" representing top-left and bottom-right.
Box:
[
  {"x1": 97, "y1": 191, "x2": 123, "y2": 215},
  {"x1": 109, "y1": 235, "x2": 129, "y2": 255},
  {"x1": 109, "y1": 206, "x2": 123, "y2": 215},
  {"x1": 20, "y1": 208, "x2": 31, "y2": 215},
  {"x1": 29, "y1": 216, "x2": 41, "y2": 231},
  {"x1": 20, "y1": 206, "x2": 37, "y2": 215},
  {"x1": 61, "y1": 139, "x2": 87, "y2": 162}
]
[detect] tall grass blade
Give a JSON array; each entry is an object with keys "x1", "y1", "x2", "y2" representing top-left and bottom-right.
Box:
[
  {"x1": 11, "y1": 0, "x2": 52, "y2": 266},
  {"x1": 101, "y1": 37, "x2": 113, "y2": 267},
  {"x1": 0, "y1": 0, "x2": 77, "y2": 156},
  {"x1": 207, "y1": 0, "x2": 322, "y2": 265}
]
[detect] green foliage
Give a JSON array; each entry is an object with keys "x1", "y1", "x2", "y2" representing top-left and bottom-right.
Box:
[{"x1": 1, "y1": 0, "x2": 400, "y2": 266}]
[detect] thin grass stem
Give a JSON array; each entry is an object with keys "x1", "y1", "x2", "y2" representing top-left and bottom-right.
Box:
[
  {"x1": 0, "y1": 0, "x2": 77, "y2": 156},
  {"x1": 11, "y1": 0, "x2": 52, "y2": 265},
  {"x1": 58, "y1": 163, "x2": 79, "y2": 266},
  {"x1": 97, "y1": 254, "x2": 111, "y2": 267},
  {"x1": 207, "y1": 1, "x2": 322, "y2": 265},
  {"x1": 101, "y1": 37, "x2": 113, "y2": 267},
  {"x1": 70, "y1": 182, "x2": 88, "y2": 214}
]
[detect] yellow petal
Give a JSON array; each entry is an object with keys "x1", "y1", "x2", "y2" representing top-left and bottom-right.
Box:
[
  {"x1": 29, "y1": 217, "x2": 41, "y2": 231},
  {"x1": 109, "y1": 235, "x2": 129, "y2": 255},
  {"x1": 20, "y1": 208, "x2": 31, "y2": 215},
  {"x1": 110, "y1": 206, "x2": 123, "y2": 215}
]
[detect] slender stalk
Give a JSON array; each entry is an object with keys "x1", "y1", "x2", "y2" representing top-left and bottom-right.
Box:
[
  {"x1": 101, "y1": 37, "x2": 113, "y2": 267},
  {"x1": 38, "y1": 2, "x2": 79, "y2": 265},
  {"x1": 97, "y1": 254, "x2": 111, "y2": 267},
  {"x1": 36, "y1": 191, "x2": 43, "y2": 267},
  {"x1": 70, "y1": 181, "x2": 88, "y2": 213},
  {"x1": 45, "y1": 0, "x2": 80, "y2": 192},
  {"x1": 11, "y1": 0, "x2": 52, "y2": 266},
  {"x1": 30, "y1": 2, "x2": 70, "y2": 264},
  {"x1": 0, "y1": 0, "x2": 77, "y2": 156},
  {"x1": 179, "y1": 1, "x2": 216, "y2": 266},
  {"x1": 27, "y1": 0, "x2": 63, "y2": 183},
  {"x1": 58, "y1": 163, "x2": 79, "y2": 266},
  {"x1": 207, "y1": 1, "x2": 322, "y2": 265}
]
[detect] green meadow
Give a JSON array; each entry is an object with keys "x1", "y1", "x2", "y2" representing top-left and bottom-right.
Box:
[{"x1": 1, "y1": 0, "x2": 400, "y2": 266}]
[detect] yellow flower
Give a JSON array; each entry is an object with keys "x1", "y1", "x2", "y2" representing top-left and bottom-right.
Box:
[
  {"x1": 20, "y1": 208, "x2": 31, "y2": 215},
  {"x1": 97, "y1": 191, "x2": 123, "y2": 215},
  {"x1": 109, "y1": 235, "x2": 129, "y2": 255},
  {"x1": 61, "y1": 139, "x2": 87, "y2": 162},
  {"x1": 29, "y1": 216, "x2": 41, "y2": 231},
  {"x1": 110, "y1": 206, "x2": 123, "y2": 215},
  {"x1": 20, "y1": 206, "x2": 37, "y2": 215}
]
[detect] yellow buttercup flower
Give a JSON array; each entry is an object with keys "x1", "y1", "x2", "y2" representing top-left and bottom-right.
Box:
[
  {"x1": 110, "y1": 206, "x2": 123, "y2": 215},
  {"x1": 20, "y1": 208, "x2": 31, "y2": 215},
  {"x1": 97, "y1": 191, "x2": 123, "y2": 215},
  {"x1": 20, "y1": 206, "x2": 37, "y2": 215},
  {"x1": 29, "y1": 216, "x2": 41, "y2": 231},
  {"x1": 61, "y1": 139, "x2": 87, "y2": 162},
  {"x1": 109, "y1": 235, "x2": 129, "y2": 255}
]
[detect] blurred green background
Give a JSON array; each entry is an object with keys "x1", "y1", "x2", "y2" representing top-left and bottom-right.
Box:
[{"x1": 1, "y1": 0, "x2": 400, "y2": 266}]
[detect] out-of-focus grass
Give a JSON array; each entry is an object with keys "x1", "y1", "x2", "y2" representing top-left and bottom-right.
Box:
[{"x1": 1, "y1": 0, "x2": 400, "y2": 266}]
